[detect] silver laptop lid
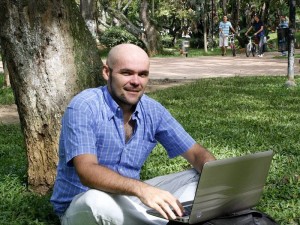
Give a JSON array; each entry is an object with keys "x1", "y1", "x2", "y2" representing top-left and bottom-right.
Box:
[{"x1": 189, "y1": 150, "x2": 273, "y2": 224}]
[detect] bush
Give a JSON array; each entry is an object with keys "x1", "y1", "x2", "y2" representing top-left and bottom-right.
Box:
[
  {"x1": 161, "y1": 35, "x2": 174, "y2": 48},
  {"x1": 99, "y1": 27, "x2": 143, "y2": 48},
  {"x1": 189, "y1": 37, "x2": 204, "y2": 48}
]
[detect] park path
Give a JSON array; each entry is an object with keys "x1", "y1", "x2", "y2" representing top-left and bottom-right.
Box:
[
  {"x1": 0, "y1": 51, "x2": 299, "y2": 124},
  {"x1": 149, "y1": 51, "x2": 299, "y2": 80}
]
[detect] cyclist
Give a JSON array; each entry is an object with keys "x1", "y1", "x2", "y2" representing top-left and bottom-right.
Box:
[
  {"x1": 245, "y1": 14, "x2": 265, "y2": 57},
  {"x1": 219, "y1": 15, "x2": 236, "y2": 56}
]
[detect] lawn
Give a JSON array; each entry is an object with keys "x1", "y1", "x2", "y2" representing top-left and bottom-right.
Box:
[{"x1": 0, "y1": 75, "x2": 299, "y2": 224}]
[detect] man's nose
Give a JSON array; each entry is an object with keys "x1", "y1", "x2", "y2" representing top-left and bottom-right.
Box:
[{"x1": 130, "y1": 74, "x2": 140, "y2": 84}]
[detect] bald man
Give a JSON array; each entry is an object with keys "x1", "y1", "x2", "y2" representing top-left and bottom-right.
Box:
[{"x1": 51, "y1": 44, "x2": 215, "y2": 225}]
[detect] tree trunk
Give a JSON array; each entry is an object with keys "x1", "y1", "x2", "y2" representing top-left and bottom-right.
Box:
[
  {"x1": 80, "y1": 0, "x2": 98, "y2": 39},
  {"x1": 0, "y1": 0, "x2": 103, "y2": 194},
  {"x1": 103, "y1": 3, "x2": 161, "y2": 56},
  {"x1": 286, "y1": 0, "x2": 296, "y2": 87},
  {"x1": 231, "y1": 0, "x2": 240, "y2": 30},
  {"x1": 139, "y1": 0, "x2": 162, "y2": 56},
  {"x1": 103, "y1": 6, "x2": 142, "y2": 39},
  {"x1": 222, "y1": 0, "x2": 227, "y2": 16}
]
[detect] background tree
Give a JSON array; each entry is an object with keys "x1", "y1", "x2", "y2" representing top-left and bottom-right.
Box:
[
  {"x1": 0, "y1": 49, "x2": 10, "y2": 87},
  {"x1": 140, "y1": 0, "x2": 162, "y2": 55},
  {"x1": 0, "y1": 0, "x2": 103, "y2": 194},
  {"x1": 80, "y1": 0, "x2": 99, "y2": 39},
  {"x1": 100, "y1": 0, "x2": 162, "y2": 55}
]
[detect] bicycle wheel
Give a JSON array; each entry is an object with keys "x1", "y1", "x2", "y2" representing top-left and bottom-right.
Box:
[
  {"x1": 251, "y1": 44, "x2": 256, "y2": 57},
  {"x1": 245, "y1": 44, "x2": 250, "y2": 57}
]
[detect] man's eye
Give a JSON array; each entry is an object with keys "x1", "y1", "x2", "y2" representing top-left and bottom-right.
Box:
[
  {"x1": 121, "y1": 72, "x2": 131, "y2": 76},
  {"x1": 139, "y1": 73, "x2": 149, "y2": 78}
]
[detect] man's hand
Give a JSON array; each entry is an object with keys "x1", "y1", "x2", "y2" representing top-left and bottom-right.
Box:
[
  {"x1": 73, "y1": 154, "x2": 184, "y2": 220},
  {"x1": 137, "y1": 185, "x2": 184, "y2": 220}
]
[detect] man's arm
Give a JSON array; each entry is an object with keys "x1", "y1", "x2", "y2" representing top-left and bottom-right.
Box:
[
  {"x1": 181, "y1": 143, "x2": 216, "y2": 173},
  {"x1": 245, "y1": 26, "x2": 253, "y2": 35},
  {"x1": 73, "y1": 154, "x2": 184, "y2": 220}
]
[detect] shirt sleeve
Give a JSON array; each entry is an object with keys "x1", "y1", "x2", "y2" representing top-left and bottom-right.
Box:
[
  {"x1": 155, "y1": 108, "x2": 196, "y2": 158},
  {"x1": 62, "y1": 97, "x2": 98, "y2": 166}
]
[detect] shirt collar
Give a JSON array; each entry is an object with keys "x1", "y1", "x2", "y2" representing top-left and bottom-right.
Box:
[{"x1": 102, "y1": 86, "x2": 141, "y2": 120}]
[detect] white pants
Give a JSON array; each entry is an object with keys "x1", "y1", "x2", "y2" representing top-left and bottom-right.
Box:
[{"x1": 60, "y1": 169, "x2": 199, "y2": 225}]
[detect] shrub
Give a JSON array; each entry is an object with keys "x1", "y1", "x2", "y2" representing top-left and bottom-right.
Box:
[
  {"x1": 161, "y1": 35, "x2": 174, "y2": 48},
  {"x1": 189, "y1": 37, "x2": 205, "y2": 49},
  {"x1": 99, "y1": 27, "x2": 143, "y2": 48}
]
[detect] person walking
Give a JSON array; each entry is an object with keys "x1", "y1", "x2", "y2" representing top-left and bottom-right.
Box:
[
  {"x1": 219, "y1": 15, "x2": 236, "y2": 56},
  {"x1": 245, "y1": 14, "x2": 265, "y2": 57}
]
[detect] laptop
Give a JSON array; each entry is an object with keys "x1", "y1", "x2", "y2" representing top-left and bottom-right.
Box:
[{"x1": 147, "y1": 150, "x2": 274, "y2": 224}]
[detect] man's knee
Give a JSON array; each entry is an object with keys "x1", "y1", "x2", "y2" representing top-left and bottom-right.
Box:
[
  {"x1": 81, "y1": 190, "x2": 122, "y2": 215},
  {"x1": 65, "y1": 190, "x2": 123, "y2": 225}
]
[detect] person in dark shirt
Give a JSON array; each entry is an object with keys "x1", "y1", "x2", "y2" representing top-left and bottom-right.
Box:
[{"x1": 245, "y1": 14, "x2": 265, "y2": 57}]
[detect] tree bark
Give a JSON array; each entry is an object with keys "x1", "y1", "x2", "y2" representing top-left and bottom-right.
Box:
[
  {"x1": 103, "y1": 6, "x2": 142, "y2": 37},
  {"x1": 286, "y1": 0, "x2": 296, "y2": 87},
  {"x1": 139, "y1": 0, "x2": 162, "y2": 56},
  {"x1": 80, "y1": 0, "x2": 98, "y2": 39},
  {"x1": 0, "y1": 0, "x2": 103, "y2": 194}
]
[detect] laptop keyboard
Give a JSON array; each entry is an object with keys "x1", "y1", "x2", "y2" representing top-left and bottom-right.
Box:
[{"x1": 183, "y1": 204, "x2": 192, "y2": 216}]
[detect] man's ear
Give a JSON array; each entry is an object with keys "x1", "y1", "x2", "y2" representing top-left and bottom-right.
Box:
[{"x1": 102, "y1": 64, "x2": 110, "y2": 81}]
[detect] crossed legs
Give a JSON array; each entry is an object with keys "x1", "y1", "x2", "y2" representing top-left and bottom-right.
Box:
[{"x1": 60, "y1": 169, "x2": 199, "y2": 225}]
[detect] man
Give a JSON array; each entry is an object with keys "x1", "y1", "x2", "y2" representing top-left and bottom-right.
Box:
[
  {"x1": 50, "y1": 43, "x2": 216, "y2": 225},
  {"x1": 278, "y1": 15, "x2": 289, "y2": 56},
  {"x1": 245, "y1": 14, "x2": 265, "y2": 57},
  {"x1": 219, "y1": 15, "x2": 236, "y2": 56}
]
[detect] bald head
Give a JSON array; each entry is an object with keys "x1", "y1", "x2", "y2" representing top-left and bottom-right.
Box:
[
  {"x1": 107, "y1": 44, "x2": 149, "y2": 69},
  {"x1": 102, "y1": 43, "x2": 150, "y2": 110}
]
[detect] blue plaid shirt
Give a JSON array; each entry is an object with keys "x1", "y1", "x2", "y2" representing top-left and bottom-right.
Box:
[{"x1": 50, "y1": 86, "x2": 196, "y2": 216}]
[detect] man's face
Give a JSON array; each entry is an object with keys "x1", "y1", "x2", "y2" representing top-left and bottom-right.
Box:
[
  {"x1": 104, "y1": 53, "x2": 150, "y2": 109},
  {"x1": 223, "y1": 16, "x2": 227, "y2": 22}
]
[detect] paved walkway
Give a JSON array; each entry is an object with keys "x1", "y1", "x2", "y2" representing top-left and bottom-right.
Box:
[
  {"x1": 149, "y1": 51, "x2": 299, "y2": 80},
  {"x1": 0, "y1": 51, "x2": 299, "y2": 79}
]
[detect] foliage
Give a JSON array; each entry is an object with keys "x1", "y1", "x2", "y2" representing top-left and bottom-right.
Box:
[
  {"x1": 160, "y1": 34, "x2": 174, "y2": 48},
  {"x1": 1, "y1": 76, "x2": 299, "y2": 224},
  {"x1": 99, "y1": 26, "x2": 143, "y2": 48},
  {"x1": 98, "y1": 0, "x2": 299, "y2": 55}
]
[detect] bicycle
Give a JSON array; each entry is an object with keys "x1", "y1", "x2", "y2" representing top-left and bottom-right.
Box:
[
  {"x1": 245, "y1": 35, "x2": 256, "y2": 57},
  {"x1": 228, "y1": 34, "x2": 236, "y2": 56}
]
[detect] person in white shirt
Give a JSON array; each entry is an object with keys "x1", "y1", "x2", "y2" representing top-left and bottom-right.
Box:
[{"x1": 219, "y1": 15, "x2": 236, "y2": 56}]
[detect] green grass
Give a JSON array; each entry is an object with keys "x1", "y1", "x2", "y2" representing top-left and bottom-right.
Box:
[
  {"x1": 0, "y1": 124, "x2": 60, "y2": 225},
  {"x1": 0, "y1": 73, "x2": 15, "y2": 105},
  {"x1": 143, "y1": 76, "x2": 300, "y2": 224},
  {"x1": 1, "y1": 76, "x2": 300, "y2": 224}
]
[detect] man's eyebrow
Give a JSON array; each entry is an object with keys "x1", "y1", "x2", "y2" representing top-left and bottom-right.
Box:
[
  {"x1": 139, "y1": 70, "x2": 149, "y2": 74},
  {"x1": 119, "y1": 68, "x2": 149, "y2": 74},
  {"x1": 119, "y1": 68, "x2": 133, "y2": 72}
]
